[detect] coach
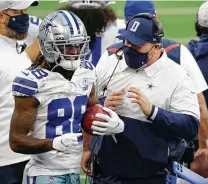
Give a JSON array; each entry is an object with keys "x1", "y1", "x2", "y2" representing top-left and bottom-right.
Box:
[
  {"x1": 0, "y1": 1, "x2": 38, "y2": 184},
  {"x1": 82, "y1": 14, "x2": 200, "y2": 184}
]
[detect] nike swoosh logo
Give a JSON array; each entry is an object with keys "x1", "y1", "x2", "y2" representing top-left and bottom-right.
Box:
[{"x1": 22, "y1": 71, "x2": 29, "y2": 76}]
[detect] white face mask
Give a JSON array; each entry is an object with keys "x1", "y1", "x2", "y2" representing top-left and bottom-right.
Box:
[{"x1": 59, "y1": 58, "x2": 81, "y2": 70}]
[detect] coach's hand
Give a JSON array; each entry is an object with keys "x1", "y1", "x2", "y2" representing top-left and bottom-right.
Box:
[
  {"x1": 82, "y1": 149, "x2": 93, "y2": 176},
  {"x1": 128, "y1": 87, "x2": 152, "y2": 117},
  {"x1": 52, "y1": 133, "x2": 82, "y2": 154},
  {"x1": 104, "y1": 88, "x2": 124, "y2": 110}
]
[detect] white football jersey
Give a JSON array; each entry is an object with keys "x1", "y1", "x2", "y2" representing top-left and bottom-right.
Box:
[
  {"x1": 12, "y1": 62, "x2": 96, "y2": 176},
  {"x1": 26, "y1": 16, "x2": 42, "y2": 46}
]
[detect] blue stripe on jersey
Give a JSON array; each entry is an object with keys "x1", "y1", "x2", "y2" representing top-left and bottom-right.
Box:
[
  {"x1": 27, "y1": 176, "x2": 29, "y2": 184},
  {"x1": 33, "y1": 176, "x2": 36, "y2": 183},
  {"x1": 12, "y1": 85, "x2": 37, "y2": 96},
  {"x1": 91, "y1": 36, "x2": 102, "y2": 66},
  {"x1": 13, "y1": 77, "x2": 38, "y2": 89},
  {"x1": 70, "y1": 12, "x2": 81, "y2": 34},
  {"x1": 59, "y1": 11, "x2": 74, "y2": 35}
]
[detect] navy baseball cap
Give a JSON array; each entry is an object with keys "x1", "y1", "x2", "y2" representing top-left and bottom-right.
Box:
[
  {"x1": 124, "y1": 0, "x2": 156, "y2": 21},
  {"x1": 117, "y1": 17, "x2": 157, "y2": 46}
]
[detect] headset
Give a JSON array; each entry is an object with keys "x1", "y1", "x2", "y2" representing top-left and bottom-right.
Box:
[{"x1": 126, "y1": 13, "x2": 164, "y2": 43}]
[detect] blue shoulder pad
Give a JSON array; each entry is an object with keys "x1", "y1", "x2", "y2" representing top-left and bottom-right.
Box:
[
  {"x1": 107, "y1": 42, "x2": 124, "y2": 56},
  {"x1": 162, "y1": 39, "x2": 181, "y2": 64},
  {"x1": 162, "y1": 38, "x2": 179, "y2": 48}
]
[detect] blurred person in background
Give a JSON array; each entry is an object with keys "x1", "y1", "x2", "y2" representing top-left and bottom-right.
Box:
[
  {"x1": 0, "y1": 1, "x2": 38, "y2": 184},
  {"x1": 188, "y1": 1, "x2": 208, "y2": 107},
  {"x1": 187, "y1": 1, "x2": 208, "y2": 178}
]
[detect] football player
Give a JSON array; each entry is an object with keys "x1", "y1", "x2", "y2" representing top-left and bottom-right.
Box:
[{"x1": 9, "y1": 10, "x2": 124, "y2": 184}]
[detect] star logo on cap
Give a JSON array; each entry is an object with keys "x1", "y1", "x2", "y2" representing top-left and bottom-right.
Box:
[{"x1": 40, "y1": 15, "x2": 58, "y2": 36}]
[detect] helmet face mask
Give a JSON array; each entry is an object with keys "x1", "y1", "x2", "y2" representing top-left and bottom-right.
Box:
[{"x1": 38, "y1": 10, "x2": 90, "y2": 71}]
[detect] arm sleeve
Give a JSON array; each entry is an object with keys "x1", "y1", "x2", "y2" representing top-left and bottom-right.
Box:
[
  {"x1": 12, "y1": 70, "x2": 38, "y2": 97},
  {"x1": 148, "y1": 106, "x2": 199, "y2": 141},
  {"x1": 180, "y1": 44, "x2": 207, "y2": 94},
  {"x1": 148, "y1": 75, "x2": 200, "y2": 141}
]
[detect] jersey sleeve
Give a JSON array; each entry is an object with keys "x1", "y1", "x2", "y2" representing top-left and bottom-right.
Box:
[
  {"x1": 12, "y1": 69, "x2": 39, "y2": 97},
  {"x1": 180, "y1": 44, "x2": 208, "y2": 94}
]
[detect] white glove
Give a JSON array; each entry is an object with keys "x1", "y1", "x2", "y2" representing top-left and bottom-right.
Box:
[
  {"x1": 91, "y1": 107, "x2": 124, "y2": 135},
  {"x1": 52, "y1": 133, "x2": 82, "y2": 154}
]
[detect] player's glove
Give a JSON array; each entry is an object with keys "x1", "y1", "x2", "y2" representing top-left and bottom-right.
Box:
[
  {"x1": 91, "y1": 107, "x2": 124, "y2": 135},
  {"x1": 52, "y1": 133, "x2": 82, "y2": 154}
]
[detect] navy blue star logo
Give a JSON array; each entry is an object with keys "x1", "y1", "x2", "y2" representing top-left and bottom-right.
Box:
[
  {"x1": 40, "y1": 16, "x2": 57, "y2": 36},
  {"x1": 147, "y1": 83, "x2": 155, "y2": 90}
]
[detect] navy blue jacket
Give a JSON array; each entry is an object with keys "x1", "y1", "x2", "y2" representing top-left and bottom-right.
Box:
[{"x1": 187, "y1": 35, "x2": 208, "y2": 105}]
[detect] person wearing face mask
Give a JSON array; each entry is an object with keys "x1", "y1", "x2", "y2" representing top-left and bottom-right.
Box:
[
  {"x1": 82, "y1": 14, "x2": 200, "y2": 184},
  {"x1": 0, "y1": 1, "x2": 38, "y2": 184}
]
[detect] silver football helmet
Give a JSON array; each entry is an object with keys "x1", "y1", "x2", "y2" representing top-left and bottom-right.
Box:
[
  {"x1": 38, "y1": 10, "x2": 90, "y2": 70},
  {"x1": 59, "y1": 0, "x2": 115, "y2": 8}
]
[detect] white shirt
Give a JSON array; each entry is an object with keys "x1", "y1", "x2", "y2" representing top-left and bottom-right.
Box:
[
  {"x1": 0, "y1": 36, "x2": 31, "y2": 167},
  {"x1": 96, "y1": 50, "x2": 200, "y2": 122},
  {"x1": 180, "y1": 44, "x2": 207, "y2": 94}
]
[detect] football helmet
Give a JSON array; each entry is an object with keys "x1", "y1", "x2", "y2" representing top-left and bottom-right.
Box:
[
  {"x1": 38, "y1": 10, "x2": 90, "y2": 70},
  {"x1": 59, "y1": 0, "x2": 115, "y2": 8}
]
